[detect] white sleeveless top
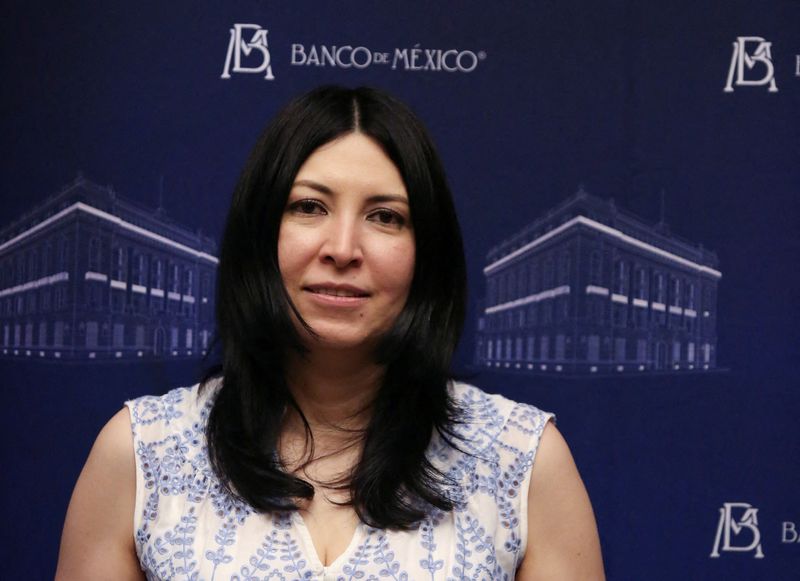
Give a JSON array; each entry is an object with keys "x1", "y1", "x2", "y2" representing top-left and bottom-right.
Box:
[{"x1": 125, "y1": 381, "x2": 554, "y2": 581}]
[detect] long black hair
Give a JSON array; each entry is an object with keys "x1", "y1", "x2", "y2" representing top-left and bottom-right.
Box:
[{"x1": 202, "y1": 85, "x2": 467, "y2": 529}]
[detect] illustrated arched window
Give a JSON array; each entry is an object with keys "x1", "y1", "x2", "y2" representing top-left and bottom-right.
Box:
[
  {"x1": 671, "y1": 277, "x2": 681, "y2": 306},
  {"x1": 152, "y1": 258, "x2": 163, "y2": 289},
  {"x1": 613, "y1": 259, "x2": 628, "y2": 295},
  {"x1": 134, "y1": 253, "x2": 146, "y2": 286},
  {"x1": 703, "y1": 285, "x2": 714, "y2": 312},
  {"x1": 497, "y1": 273, "x2": 506, "y2": 303},
  {"x1": 529, "y1": 262, "x2": 539, "y2": 293},
  {"x1": 589, "y1": 251, "x2": 602, "y2": 285},
  {"x1": 41, "y1": 243, "x2": 51, "y2": 275},
  {"x1": 544, "y1": 257, "x2": 554, "y2": 288},
  {"x1": 171, "y1": 263, "x2": 180, "y2": 293},
  {"x1": 558, "y1": 250, "x2": 571, "y2": 285},
  {"x1": 519, "y1": 264, "x2": 528, "y2": 296},
  {"x1": 88, "y1": 238, "x2": 101, "y2": 272},
  {"x1": 635, "y1": 266, "x2": 648, "y2": 299},
  {"x1": 528, "y1": 304, "x2": 538, "y2": 326},
  {"x1": 29, "y1": 249, "x2": 38, "y2": 279},
  {"x1": 57, "y1": 236, "x2": 69, "y2": 271},
  {"x1": 113, "y1": 247, "x2": 125, "y2": 280},
  {"x1": 653, "y1": 272, "x2": 666, "y2": 303}
]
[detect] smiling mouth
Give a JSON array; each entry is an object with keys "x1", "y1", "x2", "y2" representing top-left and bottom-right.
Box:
[{"x1": 305, "y1": 285, "x2": 370, "y2": 298}]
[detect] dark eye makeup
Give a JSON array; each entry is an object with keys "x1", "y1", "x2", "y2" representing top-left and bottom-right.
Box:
[
  {"x1": 367, "y1": 209, "x2": 406, "y2": 228},
  {"x1": 287, "y1": 199, "x2": 327, "y2": 215},
  {"x1": 287, "y1": 197, "x2": 408, "y2": 229}
]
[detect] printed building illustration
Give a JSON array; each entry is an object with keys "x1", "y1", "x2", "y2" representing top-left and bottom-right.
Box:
[
  {"x1": 475, "y1": 187, "x2": 721, "y2": 374},
  {"x1": 0, "y1": 175, "x2": 218, "y2": 361}
]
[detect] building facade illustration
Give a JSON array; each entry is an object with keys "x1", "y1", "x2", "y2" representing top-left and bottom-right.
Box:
[
  {"x1": 475, "y1": 188, "x2": 721, "y2": 374},
  {"x1": 0, "y1": 175, "x2": 218, "y2": 361}
]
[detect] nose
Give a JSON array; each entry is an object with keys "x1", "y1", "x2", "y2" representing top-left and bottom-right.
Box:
[{"x1": 320, "y1": 215, "x2": 363, "y2": 268}]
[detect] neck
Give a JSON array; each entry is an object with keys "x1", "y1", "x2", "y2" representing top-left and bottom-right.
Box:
[{"x1": 283, "y1": 348, "x2": 382, "y2": 435}]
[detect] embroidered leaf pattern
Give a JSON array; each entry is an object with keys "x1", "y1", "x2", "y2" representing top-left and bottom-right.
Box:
[
  {"x1": 373, "y1": 531, "x2": 409, "y2": 580},
  {"x1": 127, "y1": 382, "x2": 551, "y2": 580}
]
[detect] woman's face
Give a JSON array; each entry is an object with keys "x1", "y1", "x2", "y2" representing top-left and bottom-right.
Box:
[{"x1": 277, "y1": 132, "x2": 415, "y2": 353}]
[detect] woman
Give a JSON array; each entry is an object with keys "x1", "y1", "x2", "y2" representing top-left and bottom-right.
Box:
[{"x1": 57, "y1": 86, "x2": 604, "y2": 579}]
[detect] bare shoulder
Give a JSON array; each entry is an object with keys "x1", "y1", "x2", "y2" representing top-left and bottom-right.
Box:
[
  {"x1": 88, "y1": 407, "x2": 135, "y2": 465},
  {"x1": 56, "y1": 407, "x2": 144, "y2": 580},
  {"x1": 516, "y1": 422, "x2": 605, "y2": 580}
]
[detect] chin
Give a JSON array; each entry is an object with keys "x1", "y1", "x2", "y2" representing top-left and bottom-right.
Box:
[{"x1": 302, "y1": 326, "x2": 375, "y2": 352}]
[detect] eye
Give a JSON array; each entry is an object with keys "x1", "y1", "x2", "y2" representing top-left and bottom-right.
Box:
[
  {"x1": 367, "y1": 209, "x2": 406, "y2": 228},
  {"x1": 288, "y1": 199, "x2": 326, "y2": 215}
]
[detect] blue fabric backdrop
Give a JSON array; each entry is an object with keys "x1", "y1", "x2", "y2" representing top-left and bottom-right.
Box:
[{"x1": 1, "y1": 1, "x2": 798, "y2": 578}]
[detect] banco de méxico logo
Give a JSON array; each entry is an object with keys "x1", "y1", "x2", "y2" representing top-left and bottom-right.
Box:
[
  {"x1": 710, "y1": 502, "x2": 764, "y2": 558},
  {"x1": 724, "y1": 36, "x2": 778, "y2": 93},
  {"x1": 221, "y1": 23, "x2": 275, "y2": 80},
  {"x1": 220, "y1": 23, "x2": 486, "y2": 80}
]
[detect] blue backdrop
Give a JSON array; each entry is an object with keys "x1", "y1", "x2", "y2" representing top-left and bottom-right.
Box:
[{"x1": 2, "y1": 1, "x2": 798, "y2": 578}]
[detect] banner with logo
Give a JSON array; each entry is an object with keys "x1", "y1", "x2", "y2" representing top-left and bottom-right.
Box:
[{"x1": 2, "y1": 2, "x2": 798, "y2": 578}]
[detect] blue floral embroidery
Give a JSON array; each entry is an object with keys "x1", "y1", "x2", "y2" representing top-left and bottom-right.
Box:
[
  {"x1": 234, "y1": 529, "x2": 283, "y2": 580},
  {"x1": 127, "y1": 383, "x2": 551, "y2": 580},
  {"x1": 278, "y1": 532, "x2": 312, "y2": 579},
  {"x1": 418, "y1": 511, "x2": 445, "y2": 577},
  {"x1": 448, "y1": 514, "x2": 473, "y2": 581},
  {"x1": 338, "y1": 529, "x2": 374, "y2": 581},
  {"x1": 205, "y1": 516, "x2": 237, "y2": 580},
  {"x1": 139, "y1": 507, "x2": 199, "y2": 580},
  {"x1": 373, "y1": 531, "x2": 409, "y2": 580}
]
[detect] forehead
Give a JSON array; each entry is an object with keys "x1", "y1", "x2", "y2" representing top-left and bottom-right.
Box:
[{"x1": 294, "y1": 133, "x2": 407, "y2": 198}]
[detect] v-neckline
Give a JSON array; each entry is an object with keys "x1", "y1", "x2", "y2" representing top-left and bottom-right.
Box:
[{"x1": 291, "y1": 511, "x2": 365, "y2": 571}]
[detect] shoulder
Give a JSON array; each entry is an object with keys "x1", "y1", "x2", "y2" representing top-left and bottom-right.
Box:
[
  {"x1": 58, "y1": 379, "x2": 223, "y2": 579},
  {"x1": 449, "y1": 381, "x2": 550, "y2": 417},
  {"x1": 517, "y1": 423, "x2": 605, "y2": 579},
  {"x1": 77, "y1": 406, "x2": 138, "y2": 486},
  {"x1": 449, "y1": 381, "x2": 554, "y2": 446},
  {"x1": 445, "y1": 382, "x2": 555, "y2": 514},
  {"x1": 125, "y1": 379, "x2": 219, "y2": 435},
  {"x1": 56, "y1": 407, "x2": 141, "y2": 579},
  {"x1": 436, "y1": 382, "x2": 557, "y2": 572},
  {"x1": 125, "y1": 380, "x2": 213, "y2": 420},
  {"x1": 446, "y1": 382, "x2": 603, "y2": 578}
]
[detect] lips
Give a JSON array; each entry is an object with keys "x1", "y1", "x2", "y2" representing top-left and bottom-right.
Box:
[{"x1": 304, "y1": 283, "x2": 370, "y2": 298}]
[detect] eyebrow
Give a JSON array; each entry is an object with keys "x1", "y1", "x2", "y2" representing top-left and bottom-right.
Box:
[{"x1": 292, "y1": 179, "x2": 409, "y2": 205}]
